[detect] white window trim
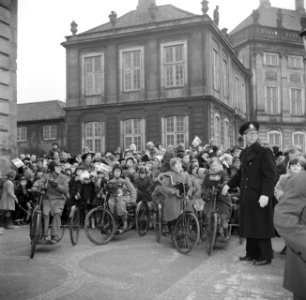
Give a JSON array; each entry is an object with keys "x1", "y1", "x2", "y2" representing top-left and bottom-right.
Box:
[
  {"x1": 17, "y1": 127, "x2": 27, "y2": 142},
  {"x1": 213, "y1": 47, "x2": 220, "y2": 91},
  {"x1": 265, "y1": 85, "x2": 280, "y2": 115},
  {"x1": 160, "y1": 40, "x2": 188, "y2": 88},
  {"x1": 222, "y1": 56, "x2": 229, "y2": 98},
  {"x1": 241, "y1": 82, "x2": 246, "y2": 114},
  {"x1": 223, "y1": 118, "x2": 230, "y2": 150},
  {"x1": 289, "y1": 87, "x2": 304, "y2": 116},
  {"x1": 267, "y1": 130, "x2": 282, "y2": 149},
  {"x1": 82, "y1": 121, "x2": 105, "y2": 154},
  {"x1": 161, "y1": 115, "x2": 189, "y2": 148},
  {"x1": 119, "y1": 46, "x2": 144, "y2": 92},
  {"x1": 214, "y1": 113, "x2": 221, "y2": 146},
  {"x1": 234, "y1": 76, "x2": 240, "y2": 109},
  {"x1": 81, "y1": 52, "x2": 105, "y2": 96},
  {"x1": 292, "y1": 131, "x2": 305, "y2": 152},
  {"x1": 263, "y1": 52, "x2": 279, "y2": 66},
  {"x1": 43, "y1": 125, "x2": 57, "y2": 141},
  {"x1": 288, "y1": 55, "x2": 303, "y2": 69},
  {"x1": 120, "y1": 118, "x2": 146, "y2": 151}
]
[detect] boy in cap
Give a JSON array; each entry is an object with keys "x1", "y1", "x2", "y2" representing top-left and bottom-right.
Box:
[{"x1": 222, "y1": 121, "x2": 277, "y2": 265}]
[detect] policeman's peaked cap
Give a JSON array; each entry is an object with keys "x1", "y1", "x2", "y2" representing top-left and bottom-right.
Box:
[{"x1": 239, "y1": 121, "x2": 259, "y2": 136}]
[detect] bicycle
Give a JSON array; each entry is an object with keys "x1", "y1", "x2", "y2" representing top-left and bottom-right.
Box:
[
  {"x1": 29, "y1": 185, "x2": 80, "y2": 258},
  {"x1": 172, "y1": 185, "x2": 200, "y2": 254},
  {"x1": 84, "y1": 193, "x2": 136, "y2": 245}
]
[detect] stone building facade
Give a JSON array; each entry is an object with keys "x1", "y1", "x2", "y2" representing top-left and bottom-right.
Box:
[
  {"x1": 62, "y1": 0, "x2": 249, "y2": 155},
  {"x1": 0, "y1": 0, "x2": 17, "y2": 163},
  {"x1": 230, "y1": 0, "x2": 306, "y2": 151}
]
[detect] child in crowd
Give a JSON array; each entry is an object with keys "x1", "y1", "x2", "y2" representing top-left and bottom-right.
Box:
[{"x1": 202, "y1": 157, "x2": 232, "y2": 242}]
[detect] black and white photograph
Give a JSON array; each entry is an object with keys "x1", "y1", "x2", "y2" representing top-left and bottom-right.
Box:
[{"x1": 1, "y1": 0, "x2": 306, "y2": 299}]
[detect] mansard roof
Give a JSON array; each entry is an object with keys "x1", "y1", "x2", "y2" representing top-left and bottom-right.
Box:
[
  {"x1": 230, "y1": 5, "x2": 303, "y2": 35},
  {"x1": 18, "y1": 100, "x2": 66, "y2": 122},
  {"x1": 81, "y1": 4, "x2": 195, "y2": 35}
]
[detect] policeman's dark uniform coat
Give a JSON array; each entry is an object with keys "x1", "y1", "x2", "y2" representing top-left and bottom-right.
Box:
[
  {"x1": 227, "y1": 141, "x2": 277, "y2": 239},
  {"x1": 274, "y1": 171, "x2": 306, "y2": 299}
]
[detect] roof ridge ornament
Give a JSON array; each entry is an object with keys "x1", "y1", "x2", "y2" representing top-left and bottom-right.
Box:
[
  {"x1": 201, "y1": 0, "x2": 209, "y2": 15},
  {"x1": 70, "y1": 21, "x2": 78, "y2": 35},
  {"x1": 109, "y1": 11, "x2": 117, "y2": 26}
]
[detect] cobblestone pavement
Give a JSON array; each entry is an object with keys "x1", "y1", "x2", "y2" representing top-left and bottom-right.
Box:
[{"x1": 0, "y1": 226, "x2": 292, "y2": 300}]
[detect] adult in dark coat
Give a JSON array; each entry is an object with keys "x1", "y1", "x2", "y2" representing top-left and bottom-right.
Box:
[
  {"x1": 222, "y1": 121, "x2": 277, "y2": 265},
  {"x1": 274, "y1": 170, "x2": 306, "y2": 300}
]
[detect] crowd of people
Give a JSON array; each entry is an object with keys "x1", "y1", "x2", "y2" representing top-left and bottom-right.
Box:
[
  {"x1": 0, "y1": 132, "x2": 304, "y2": 245},
  {"x1": 1, "y1": 121, "x2": 306, "y2": 299}
]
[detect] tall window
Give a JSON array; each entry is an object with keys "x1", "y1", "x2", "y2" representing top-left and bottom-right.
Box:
[
  {"x1": 162, "y1": 115, "x2": 189, "y2": 147},
  {"x1": 234, "y1": 76, "x2": 240, "y2": 109},
  {"x1": 241, "y1": 82, "x2": 247, "y2": 114},
  {"x1": 161, "y1": 41, "x2": 187, "y2": 88},
  {"x1": 84, "y1": 54, "x2": 104, "y2": 96},
  {"x1": 43, "y1": 125, "x2": 57, "y2": 140},
  {"x1": 17, "y1": 127, "x2": 27, "y2": 142},
  {"x1": 288, "y1": 56, "x2": 303, "y2": 69},
  {"x1": 290, "y1": 88, "x2": 304, "y2": 116},
  {"x1": 263, "y1": 53, "x2": 279, "y2": 66},
  {"x1": 293, "y1": 132, "x2": 305, "y2": 152},
  {"x1": 121, "y1": 48, "x2": 143, "y2": 91},
  {"x1": 213, "y1": 48, "x2": 220, "y2": 91},
  {"x1": 222, "y1": 57, "x2": 229, "y2": 98},
  {"x1": 266, "y1": 86, "x2": 279, "y2": 114},
  {"x1": 84, "y1": 122, "x2": 105, "y2": 153},
  {"x1": 214, "y1": 114, "x2": 221, "y2": 146},
  {"x1": 223, "y1": 119, "x2": 230, "y2": 150},
  {"x1": 268, "y1": 131, "x2": 282, "y2": 148},
  {"x1": 121, "y1": 119, "x2": 145, "y2": 151}
]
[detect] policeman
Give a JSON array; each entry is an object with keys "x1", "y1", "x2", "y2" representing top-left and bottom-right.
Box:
[{"x1": 222, "y1": 121, "x2": 277, "y2": 265}]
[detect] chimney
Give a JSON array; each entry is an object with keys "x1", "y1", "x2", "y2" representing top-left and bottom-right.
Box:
[
  {"x1": 296, "y1": 0, "x2": 305, "y2": 13},
  {"x1": 137, "y1": 0, "x2": 156, "y2": 11},
  {"x1": 259, "y1": 0, "x2": 271, "y2": 8}
]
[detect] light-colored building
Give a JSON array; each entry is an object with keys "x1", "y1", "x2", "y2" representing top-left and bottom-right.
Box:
[
  {"x1": 0, "y1": 0, "x2": 18, "y2": 172},
  {"x1": 62, "y1": 0, "x2": 250, "y2": 155},
  {"x1": 230, "y1": 0, "x2": 306, "y2": 151}
]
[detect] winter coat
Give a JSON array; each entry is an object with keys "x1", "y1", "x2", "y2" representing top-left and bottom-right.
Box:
[
  {"x1": 0, "y1": 179, "x2": 17, "y2": 211},
  {"x1": 134, "y1": 176, "x2": 154, "y2": 202},
  {"x1": 159, "y1": 171, "x2": 193, "y2": 222},
  {"x1": 227, "y1": 142, "x2": 277, "y2": 239},
  {"x1": 274, "y1": 170, "x2": 306, "y2": 298}
]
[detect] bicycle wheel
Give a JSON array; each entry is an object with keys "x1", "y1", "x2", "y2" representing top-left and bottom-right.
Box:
[
  {"x1": 136, "y1": 201, "x2": 149, "y2": 236},
  {"x1": 84, "y1": 207, "x2": 116, "y2": 245},
  {"x1": 69, "y1": 206, "x2": 80, "y2": 245},
  {"x1": 173, "y1": 213, "x2": 200, "y2": 254},
  {"x1": 206, "y1": 211, "x2": 218, "y2": 256},
  {"x1": 155, "y1": 204, "x2": 162, "y2": 243},
  {"x1": 30, "y1": 208, "x2": 40, "y2": 259}
]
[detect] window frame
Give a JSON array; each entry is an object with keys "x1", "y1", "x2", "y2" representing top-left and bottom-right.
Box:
[
  {"x1": 289, "y1": 87, "x2": 304, "y2": 116},
  {"x1": 292, "y1": 131, "x2": 305, "y2": 152},
  {"x1": 263, "y1": 52, "x2": 279, "y2": 66},
  {"x1": 161, "y1": 115, "x2": 189, "y2": 148},
  {"x1": 213, "y1": 47, "x2": 220, "y2": 91},
  {"x1": 82, "y1": 52, "x2": 105, "y2": 96},
  {"x1": 82, "y1": 121, "x2": 105, "y2": 153},
  {"x1": 222, "y1": 56, "x2": 229, "y2": 98},
  {"x1": 43, "y1": 125, "x2": 57, "y2": 141},
  {"x1": 120, "y1": 118, "x2": 146, "y2": 152},
  {"x1": 223, "y1": 118, "x2": 230, "y2": 150},
  {"x1": 160, "y1": 40, "x2": 188, "y2": 89},
  {"x1": 288, "y1": 55, "x2": 303, "y2": 69},
  {"x1": 265, "y1": 85, "x2": 280, "y2": 115},
  {"x1": 17, "y1": 127, "x2": 27, "y2": 142},
  {"x1": 119, "y1": 46, "x2": 144, "y2": 92},
  {"x1": 214, "y1": 113, "x2": 222, "y2": 146},
  {"x1": 267, "y1": 130, "x2": 282, "y2": 149}
]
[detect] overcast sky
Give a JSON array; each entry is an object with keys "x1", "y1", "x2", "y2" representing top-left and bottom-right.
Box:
[{"x1": 17, "y1": 0, "x2": 295, "y2": 103}]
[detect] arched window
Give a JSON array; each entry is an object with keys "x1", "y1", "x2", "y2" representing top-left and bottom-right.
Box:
[
  {"x1": 267, "y1": 130, "x2": 282, "y2": 149},
  {"x1": 214, "y1": 114, "x2": 221, "y2": 146},
  {"x1": 162, "y1": 115, "x2": 189, "y2": 148},
  {"x1": 292, "y1": 131, "x2": 305, "y2": 152},
  {"x1": 121, "y1": 118, "x2": 145, "y2": 151},
  {"x1": 83, "y1": 122, "x2": 105, "y2": 153},
  {"x1": 223, "y1": 119, "x2": 230, "y2": 150}
]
